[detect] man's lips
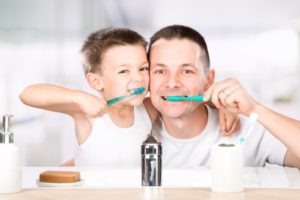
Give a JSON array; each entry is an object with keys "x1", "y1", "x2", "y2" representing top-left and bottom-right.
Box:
[{"x1": 161, "y1": 95, "x2": 188, "y2": 101}]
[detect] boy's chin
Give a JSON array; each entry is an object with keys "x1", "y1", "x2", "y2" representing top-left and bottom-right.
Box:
[{"x1": 127, "y1": 98, "x2": 144, "y2": 106}]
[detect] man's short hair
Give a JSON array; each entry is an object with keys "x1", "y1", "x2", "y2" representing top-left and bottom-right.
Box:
[
  {"x1": 81, "y1": 27, "x2": 147, "y2": 75},
  {"x1": 148, "y1": 25, "x2": 210, "y2": 68}
]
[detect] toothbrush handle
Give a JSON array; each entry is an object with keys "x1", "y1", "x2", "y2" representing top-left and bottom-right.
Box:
[
  {"x1": 185, "y1": 96, "x2": 204, "y2": 101},
  {"x1": 107, "y1": 96, "x2": 126, "y2": 106}
]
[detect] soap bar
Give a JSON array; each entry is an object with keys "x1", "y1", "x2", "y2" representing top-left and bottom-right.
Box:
[{"x1": 39, "y1": 171, "x2": 80, "y2": 183}]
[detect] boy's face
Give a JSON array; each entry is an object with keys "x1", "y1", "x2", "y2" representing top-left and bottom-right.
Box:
[
  {"x1": 99, "y1": 44, "x2": 149, "y2": 106},
  {"x1": 149, "y1": 38, "x2": 213, "y2": 118}
]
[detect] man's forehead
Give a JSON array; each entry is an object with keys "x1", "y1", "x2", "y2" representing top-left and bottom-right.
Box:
[{"x1": 150, "y1": 38, "x2": 203, "y2": 60}]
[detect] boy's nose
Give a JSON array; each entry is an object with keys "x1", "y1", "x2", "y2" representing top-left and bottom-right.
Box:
[{"x1": 132, "y1": 71, "x2": 143, "y2": 82}]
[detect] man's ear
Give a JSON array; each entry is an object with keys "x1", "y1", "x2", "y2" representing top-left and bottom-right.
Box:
[
  {"x1": 204, "y1": 69, "x2": 215, "y2": 91},
  {"x1": 86, "y1": 72, "x2": 104, "y2": 91}
]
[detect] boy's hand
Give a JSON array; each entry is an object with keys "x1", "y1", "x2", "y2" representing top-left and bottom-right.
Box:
[
  {"x1": 76, "y1": 92, "x2": 108, "y2": 118},
  {"x1": 219, "y1": 105, "x2": 240, "y2": 136}
]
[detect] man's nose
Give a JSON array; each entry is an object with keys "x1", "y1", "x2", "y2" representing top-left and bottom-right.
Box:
[{"x1": 165, "y1": 72, "x2": 181, "y2": 88}]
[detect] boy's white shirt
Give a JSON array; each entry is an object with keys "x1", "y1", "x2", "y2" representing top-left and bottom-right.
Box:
[
  {"x1": 74, "y1": 104, "x2": 152, "y2": 167},
  {"x1": 153, "y1": 106, "x2": 287, "y2": 168}
]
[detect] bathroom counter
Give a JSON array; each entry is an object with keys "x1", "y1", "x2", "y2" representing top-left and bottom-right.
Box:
[
  {"x1": 0, "y1": 166, "x2": 299, "y2": 200},
  {"x1": 21, "y1": 166, "x2": 300, "y2": 189}
]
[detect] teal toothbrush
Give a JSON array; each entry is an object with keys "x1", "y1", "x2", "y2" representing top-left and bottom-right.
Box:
[
  {"x1": 165, "y1": 95, "x2": 204, "y2": 102},
  {"x1": 107, "y1": 87, "x2": 145, "y2": 106},
  {"x1": 238, "y1": 112, "x2": 258, "y2": 144}
]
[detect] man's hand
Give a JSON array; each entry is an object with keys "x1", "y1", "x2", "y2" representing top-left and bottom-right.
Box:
[{"x1": 204, "y1": 78, "x2": 258, "y2": 116}]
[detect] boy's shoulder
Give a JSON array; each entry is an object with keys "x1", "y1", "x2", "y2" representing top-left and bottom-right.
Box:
[{"x1": 143, "y1": 97, "x2": 159, "y2": 123}]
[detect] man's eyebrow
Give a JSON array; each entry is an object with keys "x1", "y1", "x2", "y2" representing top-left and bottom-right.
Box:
[
  {"x1": 181, "y1": 63, "x2": 196, "y2": 67},
  {"x1": 152, "y1": 63, "x2": 167, "y2": 67}
]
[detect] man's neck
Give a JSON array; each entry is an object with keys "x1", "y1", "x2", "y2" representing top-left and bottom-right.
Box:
[{"x1": 162, "y1": 105, "x2": 208, "y2": 139}]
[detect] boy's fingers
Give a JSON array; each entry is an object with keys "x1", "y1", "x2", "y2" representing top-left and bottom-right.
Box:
[
  {"x1": 218, "y1": 106, "x2": 226, "y2": 132},
  {"x1": 223, "y1": 118, "x2": 240, "y2": 136}
]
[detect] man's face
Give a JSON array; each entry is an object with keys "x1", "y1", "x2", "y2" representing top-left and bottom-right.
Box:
[{"x1": 149, "y1": 38, "x2": 211, "y2": 118}]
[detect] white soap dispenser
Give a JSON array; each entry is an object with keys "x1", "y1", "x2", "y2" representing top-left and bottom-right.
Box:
[{"x1": 0, "y1": 114, "x2": 21, "y2": 193}]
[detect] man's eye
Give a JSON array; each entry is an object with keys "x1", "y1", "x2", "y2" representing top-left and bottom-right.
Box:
[
  {"x1": 154, "y1": 69, "x2": 164, "y2": 74},
  {"x1": 184, "y1": 70, "x2": 194, "y2": 74},
  {"x1": 140, "y1": 66, "x2": 149, "y2": 71},
  {"x1": 118, "y1": 70, "x2": 128, "y2": 74}
]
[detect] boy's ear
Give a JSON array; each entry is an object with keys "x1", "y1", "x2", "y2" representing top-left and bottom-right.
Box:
[
  {"x1": 86, "y1": 72, "x2": 104, "y2": 91},
  {"x1": 204, "y1": 69, "x2": 215, "y2": 91}
]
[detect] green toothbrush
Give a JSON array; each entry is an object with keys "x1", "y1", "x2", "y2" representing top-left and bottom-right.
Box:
[
  {"x1": 107, "y1": 87, "x2": 145, "y2": 106},
  {"x1": 165, "y1": 95, "x2": 204, "y2": 102}
]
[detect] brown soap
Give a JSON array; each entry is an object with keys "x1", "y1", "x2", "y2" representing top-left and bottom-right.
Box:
[{"x1": 39, "y1": 171, "x2": 80, "y2": 183}]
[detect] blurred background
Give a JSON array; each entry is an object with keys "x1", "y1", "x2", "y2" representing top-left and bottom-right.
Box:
[{"x1": 1, "y1": 0, "x2": 300, "y2": 166}]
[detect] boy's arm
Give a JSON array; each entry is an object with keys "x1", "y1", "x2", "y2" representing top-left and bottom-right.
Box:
[
  {"x1": 19, "y1": 83, "x2": 107, "y2": 118},
  {"x1": 205, "y1": 101, "x2": 240, "y2": 135}
]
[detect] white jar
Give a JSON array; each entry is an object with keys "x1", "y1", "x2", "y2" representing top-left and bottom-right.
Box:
[{"x1": 210, "y1": 143, "x2": 243, "y2": 193}]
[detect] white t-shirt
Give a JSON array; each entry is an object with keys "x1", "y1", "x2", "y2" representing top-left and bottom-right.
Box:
[
  {"x1": 153, "y1": 106, "x2": 287, "y2": 168},
  {"x1": 74, "y1": 104, "x2": 152, "y2": 167}
]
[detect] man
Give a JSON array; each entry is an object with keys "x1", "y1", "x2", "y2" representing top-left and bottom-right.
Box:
[{"x1": 148, "y1": 25, "x2": 300, "y2": 168}]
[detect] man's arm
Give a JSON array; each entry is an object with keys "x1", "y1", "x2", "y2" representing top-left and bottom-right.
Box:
[
  {"x1": 253, "y1": 104, "x2": 300, "y2": 168},
  {"x1": 205, "y1": 78, "x2": 300, "y2": 168}
]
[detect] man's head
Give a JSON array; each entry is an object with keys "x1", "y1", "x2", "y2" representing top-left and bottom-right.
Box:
[
  {"x1": 148, "y1": 25, "x2": 214, "y2": 118},
  {"x1": 148, "y1": 24, "x2": 210, "y2": 71},
  {"x1": 81, "y1": 28, "x2": 149, "y2": 105}
]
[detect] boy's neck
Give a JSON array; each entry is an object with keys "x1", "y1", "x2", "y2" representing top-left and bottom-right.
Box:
[
  {"x1": 108, "y1": 105, "x2": 134, "y2": 128},
  {"x1": 162, "y1": 105, "x2": 208, "y2": 139}
]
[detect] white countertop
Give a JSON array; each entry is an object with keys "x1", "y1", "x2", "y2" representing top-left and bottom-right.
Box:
[{"x1": 22, "y1": 166, "x2": 300, "y2": 189}]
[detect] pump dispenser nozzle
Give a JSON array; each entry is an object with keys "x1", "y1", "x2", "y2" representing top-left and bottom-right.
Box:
[{"x1": 0, "y1": 114, "x2": 14, "y2": 143}]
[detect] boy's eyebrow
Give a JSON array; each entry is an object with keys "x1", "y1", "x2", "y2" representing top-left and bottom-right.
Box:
[
  {"x1": 141, "y1": 61, "x2": 149, "y2": 66},
  {"x1": 117, "y1": 61, "x2": 149, "y2": 68}
]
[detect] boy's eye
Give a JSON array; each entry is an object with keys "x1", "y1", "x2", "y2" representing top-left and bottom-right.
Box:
[
  {"x1": 118, "y1": 69, "x2": 129, "y2": 74},
  {"x1": 140, "y1": 66, "x2": 149, "y2": 71}
]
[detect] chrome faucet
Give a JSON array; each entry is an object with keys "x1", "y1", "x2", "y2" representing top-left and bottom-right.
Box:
[{"x1": 141, "y1": 132, "x2": 162, "y2": 186}]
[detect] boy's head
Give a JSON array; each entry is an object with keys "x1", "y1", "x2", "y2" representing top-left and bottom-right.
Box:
[
  {"x1": 81, "y1": 27, "x2": 148, "y2": 75},
  {"x1": 81, "y1": 28, "x2": 149, "y2": 106}
]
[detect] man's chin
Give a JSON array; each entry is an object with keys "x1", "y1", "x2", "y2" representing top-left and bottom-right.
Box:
[{"x1": 160, "y1": 109, "x2": 186, "y2": 119}]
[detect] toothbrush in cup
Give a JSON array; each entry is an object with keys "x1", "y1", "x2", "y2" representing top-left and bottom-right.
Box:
[
  {"x1": 106, "y1": 87, "x2": 145, "y2": 106},
  {"x1": 238, "y1": 112, "x2": 258, "y2": 144}
]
